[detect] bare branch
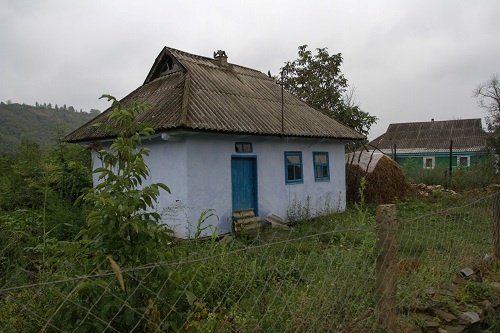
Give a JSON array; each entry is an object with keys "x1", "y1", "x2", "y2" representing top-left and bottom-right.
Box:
[{"x1": 474, "y1": 74, "x2": 500, "y2": 129}]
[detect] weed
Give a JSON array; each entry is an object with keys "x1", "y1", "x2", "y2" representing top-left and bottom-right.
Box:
[
  {"x1": 194, "y1": 208, "x2": 218, "y2": 240},
  {"x1": 286, "y1": 195, "x2": 311, "y2": 224}
]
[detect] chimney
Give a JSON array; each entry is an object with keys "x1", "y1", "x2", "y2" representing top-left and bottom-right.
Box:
[{"x1": 213, "y1": 50, "x2": 228, "y2": 65}]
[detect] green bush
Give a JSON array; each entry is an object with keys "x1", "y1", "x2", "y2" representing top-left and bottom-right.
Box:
[
  {"x1": 450, "y1": 156, "x2": 500, "y2": 190},
  {"x1": 50, "y1": 95, "x2": 180, "y2": 331}
]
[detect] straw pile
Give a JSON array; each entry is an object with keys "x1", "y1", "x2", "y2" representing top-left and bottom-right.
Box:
[{"x1": 346, "y1": 151, "x2": 412, "y2": 204}]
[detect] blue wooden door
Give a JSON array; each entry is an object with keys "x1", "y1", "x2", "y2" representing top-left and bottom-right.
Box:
[{"x1": 231, "y1": 157, "x2": 258, "y2": 213}]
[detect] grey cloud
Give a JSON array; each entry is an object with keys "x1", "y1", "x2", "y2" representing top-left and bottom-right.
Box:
[{"x1": 1, "y1": 0, "x2": 499, "y2": 139}]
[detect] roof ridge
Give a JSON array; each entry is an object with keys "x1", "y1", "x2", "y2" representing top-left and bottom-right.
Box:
[
  {"x1": 389, "y1": 118, "x2": 482, "y2": 125},
  {"x1": 165, "y1": 46, "x2": 214, "y2": 62},
  {"x1": 167, "y1": 46, "x2": 269, "y2": 77}
]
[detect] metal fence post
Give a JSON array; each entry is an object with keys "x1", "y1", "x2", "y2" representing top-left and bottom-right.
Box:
[
  {"x1": 493, "y1": 193, "x2": 500, "y2": 259},
  {"x1": 376, "y1": 204, "x2": 398, "y2": 332}
]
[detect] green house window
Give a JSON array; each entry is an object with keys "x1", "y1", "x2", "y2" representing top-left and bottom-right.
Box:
[
  {"x1": 423, "y1": 156, "x2": 435, "y2": 169},
  {"x1": 458, "y1": 156, "x2": 470, "y2": 167}
]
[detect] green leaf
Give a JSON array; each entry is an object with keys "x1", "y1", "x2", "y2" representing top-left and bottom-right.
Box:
[
  {"x1": 185, "y1": 291, "x2": 197, "y2": 306},
  {"x1": 130, "y1": 220, "x2": 140, "y2": 234}
]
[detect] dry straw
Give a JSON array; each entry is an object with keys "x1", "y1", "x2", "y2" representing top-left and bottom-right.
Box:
[{"x1": 346, "y1": 151, "x2": 412, "y2": 204}]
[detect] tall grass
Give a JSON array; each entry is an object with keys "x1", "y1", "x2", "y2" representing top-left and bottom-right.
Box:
[
  {"x1": 396, "y1": 195, "x2": 493, "y2": 305},
  {"x1": 1, "y1": 193, "x2": 498, "y2": 332},
  {"x1": 404, "y1": 156, "x2": 500, "y2": 191}
]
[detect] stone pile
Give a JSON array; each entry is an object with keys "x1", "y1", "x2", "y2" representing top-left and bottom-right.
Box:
[
  {"x1": 400, "y1": 263, "x2": 500, "y2": 332},
  {"x1": 413, "y1": 183, "x2": 458, "y2": 197}
]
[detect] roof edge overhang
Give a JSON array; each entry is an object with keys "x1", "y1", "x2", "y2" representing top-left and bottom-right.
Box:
[
  {"x1": 65, "y1": 126, "x2": 366, "y2": 144},
  {"x1": 376, "y1": 149, "x2": 490, "y2": 156},
  {"x1": 156, "y1": 127, "x2": 366, "y2": 141}
]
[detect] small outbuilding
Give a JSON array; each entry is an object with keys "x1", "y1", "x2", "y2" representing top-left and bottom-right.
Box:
[{"x1": 65, "y1": 47, "x2": 364, "y2": 237}]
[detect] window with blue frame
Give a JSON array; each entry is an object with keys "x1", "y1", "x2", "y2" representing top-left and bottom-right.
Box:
[
  {"x1": 313, "y1": 152, "x2": 330, "y2": 182},
  {"x1": 285, "y1": 152, "x2": 303, "y2": 184}
]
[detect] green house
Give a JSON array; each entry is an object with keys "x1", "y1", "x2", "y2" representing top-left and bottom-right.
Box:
[{"x1": 368, "y1": 119, "x2": 490, "y2": 173}]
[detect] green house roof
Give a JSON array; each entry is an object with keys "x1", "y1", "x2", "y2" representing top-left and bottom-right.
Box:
[{"x1": 369, "y1": 118, "x2": 489, "y2": 154}]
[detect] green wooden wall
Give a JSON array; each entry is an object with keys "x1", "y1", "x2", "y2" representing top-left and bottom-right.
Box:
[{"x1": 392, "y1": 152, "x2": 490, "y2": 177}]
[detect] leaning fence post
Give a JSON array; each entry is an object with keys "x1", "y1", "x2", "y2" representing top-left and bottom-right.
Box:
[
  {"x1": 493, "y1": 193, "x2": 500, "y2": 259},
  {"x1": 376, "y1": 204, "x2": 398, "y2": 332}
]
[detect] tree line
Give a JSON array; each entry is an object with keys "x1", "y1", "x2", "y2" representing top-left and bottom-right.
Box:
[
  {"x1": 0, "y1": 102, "x2": 98, "y2": 153},
  {"x1": 2, "y1": 100, "x2": 100, "y2": 115}
]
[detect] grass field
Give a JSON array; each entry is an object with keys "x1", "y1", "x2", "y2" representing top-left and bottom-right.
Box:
[{"x1": 1, "y1": 191, "x2": 499, "y2": 332}]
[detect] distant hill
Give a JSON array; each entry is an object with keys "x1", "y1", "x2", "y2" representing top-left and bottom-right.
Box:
[{"x1": 0, "y1": 102, "x2": 99, "y2": 154}]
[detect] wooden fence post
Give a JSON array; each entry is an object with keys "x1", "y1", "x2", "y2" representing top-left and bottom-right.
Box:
[
  {"x1": 493, "y1": 193, "x2": 500, "y2": 259},
  {"x1": 376, "y1": 204, "x2": 398, "y2": 332}
]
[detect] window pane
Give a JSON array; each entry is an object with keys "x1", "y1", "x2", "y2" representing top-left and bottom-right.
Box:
[
  {"x1": 459, "y1": 157, "x2": 468, "y2": 166},
  {"x1": 322, "y1": 165, "x2": 329, "y2": 178},
  {"x1": 425, "y1": 158, "x2": 433, "y2": 168},
  {"x1": 294, "y1": 165, "x2": 302, "y2": 180},
  {"x1": 315, "y1": 154, "x2": 327, "y2": 164},
  {"x1": 235, "y1": 142, "x2": 252, "y2": 153},
  {"x1": 287, "y1": 155, "x2": 300, "y2": 164},
  {"x1": 285, "y1": 152, "x2": 303, "y2": 184},
  {"x1": 316, "y1": 165, "x2": 322, "y2": 178},
  {"x1": 287, "y1": 165, "x2": 295, "y2": 180}
]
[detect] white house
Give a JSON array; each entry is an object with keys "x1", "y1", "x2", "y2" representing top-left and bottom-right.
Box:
[{"x1": 65, "y1": 47, "x2": 364, "y2": 237}]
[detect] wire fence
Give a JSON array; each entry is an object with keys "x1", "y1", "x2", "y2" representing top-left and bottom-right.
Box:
[{"x1": 0, "y1": 191, "x2": 498, "y2": 332}]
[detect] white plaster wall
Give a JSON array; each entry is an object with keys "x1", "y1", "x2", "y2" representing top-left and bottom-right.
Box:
[
  {"x1": 145, "y1": 140, "x2": 188, "y2": 236},
  {"x1": 181, "y1": 134, "x2": 347, "y2": 237},
  {"x1": 89, "y1": 140, "x2": 189, "y2": 237},
  {"x1": 90, "y1": 133, "x2": 348, "y2": 238},
  {"x1": 91, "y1": 150, "x2": 101, "y2": 186},
  {"x1": 184, "y1": 135, "x2": 234, "y2": 236},
  {"x1": 253, "y1": 137, "x2": 346, "y2": 222}
]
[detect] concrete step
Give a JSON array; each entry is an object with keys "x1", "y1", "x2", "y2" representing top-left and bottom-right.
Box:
[
  {"x1": 234, "y1": 220, "x2": 262, "y2": 232},
  {"x1": 233, "y1": 209, "x2": 263, "y2": 232},
  {"x1": 233, "y1": 208, "x2": 256, "y2": 219},
  {"x1": 235, "y1": 216, "x2": 262, "y2": 225},
  {"x1": 266, "y1": 214, "x2": 289, "y2": 229}
]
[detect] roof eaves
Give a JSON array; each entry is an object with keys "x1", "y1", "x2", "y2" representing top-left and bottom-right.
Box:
[{"x1": 155, "y1": 126, "x2": 365, "y2": 140}]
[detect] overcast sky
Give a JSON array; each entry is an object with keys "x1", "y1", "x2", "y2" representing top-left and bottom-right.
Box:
[{"x1": 1, "y1": 0, "x2": 499, "y2": 139}]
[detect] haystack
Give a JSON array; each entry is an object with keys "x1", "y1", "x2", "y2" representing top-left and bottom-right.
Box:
[{"x1": 346, "y1": 151, "x2": 412, "y2": 204}]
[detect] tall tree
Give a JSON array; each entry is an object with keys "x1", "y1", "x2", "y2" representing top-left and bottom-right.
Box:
[
  {"x1": 474, "y1": 74, "x2": 500, "y2": 130},
  {"x1": 280, "y1": 45, "x2": 377, "y2": 136},
  {"x1": 474, "y1": 74, "x2": 500, "y2": 157}
]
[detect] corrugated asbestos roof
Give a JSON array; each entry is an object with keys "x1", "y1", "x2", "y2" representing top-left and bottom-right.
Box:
[
  {"x1": 65, "y1": 47, "x2": 364, "y2": 142},
  {"x1": 369, "y1": 119, "x2": 489, "y2": 153}
]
